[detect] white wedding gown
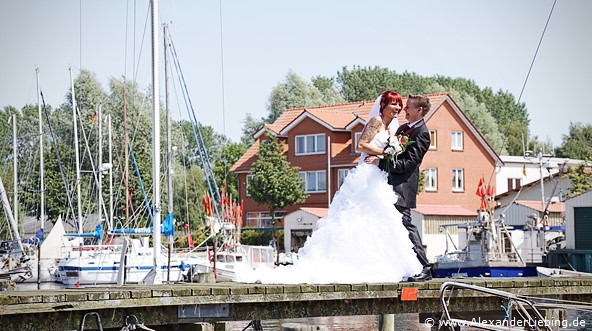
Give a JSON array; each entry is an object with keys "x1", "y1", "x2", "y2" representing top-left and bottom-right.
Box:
[{"x1": 234, "y1": 124, "x2": 423, "y2": 284}]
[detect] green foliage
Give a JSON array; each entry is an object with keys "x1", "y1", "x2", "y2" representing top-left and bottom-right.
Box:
[
  {"x1": 240, "y1": 228, "x2": 272, "y2": 246},
  {"x1": 170, "y1": 164, "x2": 208, "y2": 231},
  {"x1": 248, "y1": 133, "x2": 307, "y2": 256},
  {"x1": 248, "y1": 133, "x2": 308, "y2": 213},
  {"x1": 448, "y1": 90, "x2": 506, "y2": 154},
  {"x1": 418, "y1": 170, "x2": 425, "y2": 194},
  {"x1": 563, "y1": 161, "x2": 592, "y2": 199},
  {"x1": 240, "y1": 113, "x2": 264, "y2": 146},
  {"x1": 555, "y1": 123, "x2": 592, "y2": 160},
  {"x1": 266, "y1": 71, "x2": 345, "y2": 124},
  {"x1": 336, "y1": 66, "x2": 532, "y2": 155},
  {"x1": 337, "y1": 66, "x2": 399, "y2": 101},
  {"x1": 214, "y1": 141, "x2": 247, "y2": 201},
  {"x1": 0, "y1": 70, "x2": 233, "y2": 241},
  {"x1": 241, "y1": 71, "x2": 345, "y2": 145}
]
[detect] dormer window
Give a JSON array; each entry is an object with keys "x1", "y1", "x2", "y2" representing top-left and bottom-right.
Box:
[{"x1": 295, "y1": 134, "x2": 326, "y2": 155}]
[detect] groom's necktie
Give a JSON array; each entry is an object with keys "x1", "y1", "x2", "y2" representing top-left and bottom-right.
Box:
[{"x1": 400, "y1": 123, "x2": 410, "y2": 133}]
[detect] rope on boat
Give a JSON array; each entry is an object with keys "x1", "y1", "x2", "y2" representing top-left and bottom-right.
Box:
[
  {"x1": 166, "y1": 31, "x2": 224, "y2": 228},
  {"x1": 39, "y1": 91, "x2": 78, "y2": 230}
]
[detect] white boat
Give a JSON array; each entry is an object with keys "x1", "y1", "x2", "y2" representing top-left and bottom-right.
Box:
[
  {"x1": 57, "y1": 237, "x2": 196, "y2": 286},
  {"x1": 198, "y1": 244, "x2": 276, "y2": 282},
  {"x1": 536, "y1": 266, "x2": 592, "y2": 278}
]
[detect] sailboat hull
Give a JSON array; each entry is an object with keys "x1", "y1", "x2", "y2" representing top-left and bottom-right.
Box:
[{"x1": 58, "y1": 253, "x2": 192, "y2": 286}]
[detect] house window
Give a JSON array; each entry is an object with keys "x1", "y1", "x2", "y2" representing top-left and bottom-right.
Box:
[
  {"x1": 354, "y1": 132, "x2": 362, "y2": 153},
  {"x1": 429, "y1": 130, "x2": 437, "y2": 149},
  {"x1": 299, "y1": 170, "x2": 326, "y2": 193},
  {"x1": 508, "y1": 178, "x2": 522, "y2": 191},
  {"x1": 452, "y1": 169, "x2": 464, "y2": 191},
  {"x1": 425, "y1": 168, "x2": 437, "y2": 191},
  {"x1": 246, "y1": 175, "x2": 254, "y2": 196},
  {"x1": 295, "y1": 134, "x2": 326, "y2": 155},
  {"x1": 338, "y1": 169, "x2": 349, "y2": 188},
  {"x1": 451, "y1": 131, "x2": 463, "y2": 150},
  {"x1": 245, "y1": 211, "x2": 287, "y2": 228}
]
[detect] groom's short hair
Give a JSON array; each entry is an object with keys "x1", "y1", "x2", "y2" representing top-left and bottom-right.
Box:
[{"x1": 407, "y1": 94, "x2": 431, "y2": 116}]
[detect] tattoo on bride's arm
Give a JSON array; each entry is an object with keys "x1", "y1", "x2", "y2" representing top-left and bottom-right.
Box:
[{"x1": 359, "y1": 117, "x2": 381, "y2": 145}]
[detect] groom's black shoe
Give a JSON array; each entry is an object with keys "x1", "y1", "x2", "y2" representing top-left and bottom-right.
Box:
[{"x1": 407, "y1": 267, "x2": 432, "y2": 282}]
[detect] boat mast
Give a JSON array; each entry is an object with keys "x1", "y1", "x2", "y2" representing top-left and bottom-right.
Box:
[
  {"x1": 97, "y1": 103, "x2": 102, "y2": 237},
  {"x1": 107, "y1": 113, "x2": 114, "y2": 231},
  {"x1": 36, "y1": 68, "x2": 45, "y2": 233},
  {"x1": 12, "y1": 114, "x2": 18, "y2": 229},
  {"x1": 164, "y1": 23, "x2": 173, "y2": 282},
  {"x1": 0, "y1": 176, "x2": 23, "y2": 253},
  {"x1": 151, "y1": 0, "x2": 162, "y2": 284},
  {"x1": 70, "y1": 68, "x2": 83, "y2": 234}
]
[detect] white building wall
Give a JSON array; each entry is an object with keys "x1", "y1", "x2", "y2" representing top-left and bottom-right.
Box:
[
  {"x1": 496, "y1": 156, "x2": 580, "y2": 196},
  {"x1": 565, "y1": 190, "x2": 592, "y2": 249},
  {"x1": 283, "y1": 210, "x2": 321, "y2": 251}
]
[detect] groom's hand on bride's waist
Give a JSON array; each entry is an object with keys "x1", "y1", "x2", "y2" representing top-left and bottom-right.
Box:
[{"x1": 364, "y1": 155, "x2": 380, "y2": 166}]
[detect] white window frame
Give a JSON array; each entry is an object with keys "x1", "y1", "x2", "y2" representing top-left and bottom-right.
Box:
[
  {"x1": 429, "y1": 130, "x2": 437, "y2": 149},
  {"x1": 246, "y1": 211, "x2": 287, "y2": 228},
  {"x1": 354, "y1": 132, "x2": 362, "y2": 153},
  {"x1": 451, "y1": 131, "x2": 463, "y2": 151},
  {"x1": 337, "y1": 169, "x2": 349, "y2": 188},
  {"x1": 246, "y1": 174, "x2": 254, "y2": 197},
  {"x1": 295, "y1": 134, "x2": 326, "y2": 155},
  {"x1": 425, "y1": 168, "x2": 437, "y2": 191},
  {"x1": 299, "y1": 170, "x2": 327, "y2": 193},
  {"x1": 452, "y1": 168, "x2": 464, "y2": 192}
]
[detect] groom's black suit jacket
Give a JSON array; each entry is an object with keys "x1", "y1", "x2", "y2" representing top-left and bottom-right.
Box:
[{"x1": 379, "y1": 119, "x2": 431, "y2": 209}]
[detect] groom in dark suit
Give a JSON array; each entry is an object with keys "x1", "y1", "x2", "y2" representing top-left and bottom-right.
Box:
[{"x1": 379, "y1": 94, "x2": 432, "y2": 282}]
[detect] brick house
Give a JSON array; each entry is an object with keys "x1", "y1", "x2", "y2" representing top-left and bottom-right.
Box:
[{"x1": 230, "y1": 93, "x2": 502, "y2": 233}]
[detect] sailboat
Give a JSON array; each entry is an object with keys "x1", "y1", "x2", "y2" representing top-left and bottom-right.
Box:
[{"x1": 57, "y1": 1, "x2": 199, "y2": 286}]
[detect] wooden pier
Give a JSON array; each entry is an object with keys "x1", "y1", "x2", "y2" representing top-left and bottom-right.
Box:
[{"x1": 1, "y1": 277, "x2": 592, "y2": 330}]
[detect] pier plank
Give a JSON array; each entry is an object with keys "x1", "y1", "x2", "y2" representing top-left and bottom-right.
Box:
[{"x1": 1, "y1": 277, "x2": 591, "y2": 330}]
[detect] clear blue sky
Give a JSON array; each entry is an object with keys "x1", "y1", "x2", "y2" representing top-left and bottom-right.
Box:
[{"x1": 1, "y1": 0, "x2": 590, "y2": 148}]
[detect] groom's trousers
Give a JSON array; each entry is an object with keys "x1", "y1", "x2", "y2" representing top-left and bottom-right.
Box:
[{"x1": 395, "y1": 205, "x2": 430, "y2": 268}]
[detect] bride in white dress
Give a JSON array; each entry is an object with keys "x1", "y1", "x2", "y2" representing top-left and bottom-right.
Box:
[{"x1": 234, "y1": 91, "x2": 423, "y2": 284}]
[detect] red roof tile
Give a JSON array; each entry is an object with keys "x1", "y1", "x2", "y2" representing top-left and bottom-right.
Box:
[
  {"x1": 230, "y1": 140, "x2": 260, "y2": 172},
  {"x1": 300, "y1": 207, "x2": 329, "y2": 218}
]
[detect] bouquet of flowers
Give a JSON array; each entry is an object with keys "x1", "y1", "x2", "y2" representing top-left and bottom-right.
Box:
[{"x1": 383, "y1": 134, "x2": 413, "y2": 172}]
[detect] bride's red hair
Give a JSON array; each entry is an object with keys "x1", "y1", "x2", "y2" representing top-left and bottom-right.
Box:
[{"x1": 379, "y1": 90, "x2": 403, "y2": 113}]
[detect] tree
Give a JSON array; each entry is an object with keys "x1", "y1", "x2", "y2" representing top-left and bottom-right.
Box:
[
  {"x1": 247, "y1": 133, "x2": 308, "y2": 259},
  {"x1": 241, "y1": 71, "x2": 345, "y2": 146},
  {"x1": 337, "y1": 66, "x2": 531, "y2": 155},
  {"x1": 336, "y1": 65, "x2": 399, "y2": 101},
  {"x1": 311, "y1": 76, "x2": 345, "y2": 105},
  {"x1": 240, "y1": 113, "x2": 264, "y2": 146},
  {"x1": 448, "y1": 90, "x2": 506, "y2": 154},
  {"x1": 556, "y1": 123, "x2": 592, "y2": 160},
  {"x1": 266, "y1": 71, "x2": 344, "y2": 124},
  {"x1": 564, "y1": 161, "x2": 592, "y2": 199},
  {"x1": 213, "y1": 141, "x2": 247, "y2": 201}
]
